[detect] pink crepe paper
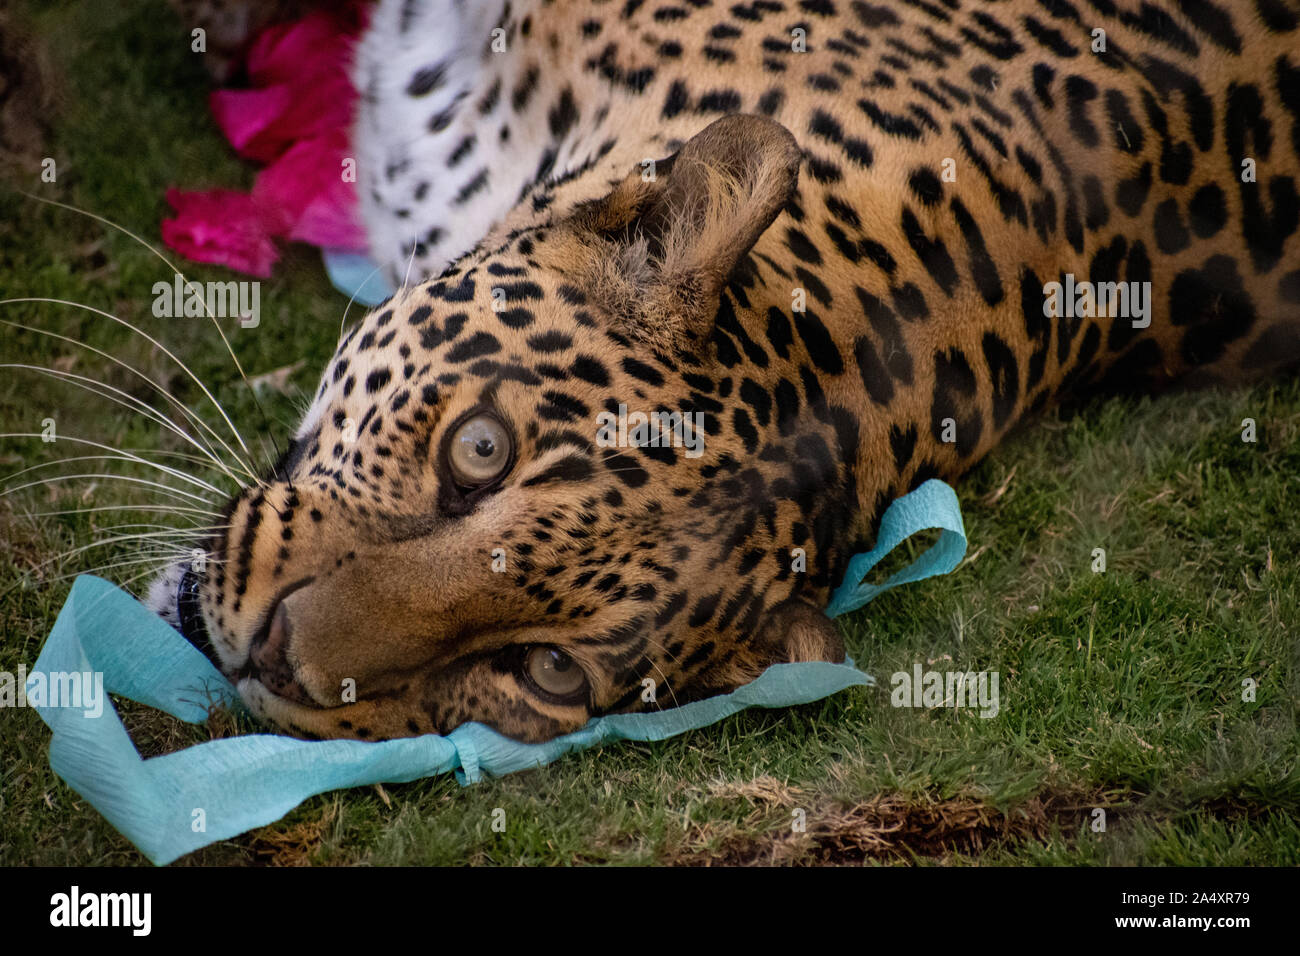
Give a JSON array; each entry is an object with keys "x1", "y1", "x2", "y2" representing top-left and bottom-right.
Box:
[
  {"x1": 160, "y1": 188, "x2": 279, "y2": 278},
  {"x1": 162, "y1": 2, "x2": 369, "y2": 277}
]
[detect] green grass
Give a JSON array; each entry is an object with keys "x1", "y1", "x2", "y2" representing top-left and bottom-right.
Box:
[{"x1": 1, "y1": 0, "x2": 1297, "y2": 866}]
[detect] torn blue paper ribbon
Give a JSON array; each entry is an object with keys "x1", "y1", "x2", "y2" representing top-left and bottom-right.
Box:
[
  {"x1": 321, "y1": 248, "x2": 395, "y2": 307},
  {"x1": 29, "y1": 478, "x2": 965, "y2": 864}
]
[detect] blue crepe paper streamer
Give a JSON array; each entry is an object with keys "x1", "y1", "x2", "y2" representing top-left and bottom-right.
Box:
[
  {"x1": 28, "y1": 479, "x2": 964, "y2": 864},
  {"x1": 826, "y1": 478, "x2": 966, "y2": 617},
  {"x1": 321, "y1": 249, "x2": 395, "y2": 307}
]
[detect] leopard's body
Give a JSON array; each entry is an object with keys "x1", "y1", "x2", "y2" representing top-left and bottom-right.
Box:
[{"x1": 152, "y1": 0, "x2": 1300, "y2": 742}]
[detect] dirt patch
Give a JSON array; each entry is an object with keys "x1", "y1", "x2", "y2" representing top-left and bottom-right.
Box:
[
  {"x1": 669, "y1": 778, "x2": 1115, "y2": 865},
  {"x1": 246, "y1": 802, "x2": 338, "y2": 866}
]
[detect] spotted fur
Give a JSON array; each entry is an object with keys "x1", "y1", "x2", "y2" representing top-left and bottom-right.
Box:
[{"x1": 151, "y1": 0, "x2": 1300, "y2": 742}]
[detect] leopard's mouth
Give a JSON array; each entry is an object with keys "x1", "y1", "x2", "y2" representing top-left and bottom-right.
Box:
[{"x1": 177, "y1": 570, "x2": 329, "y2": 709}]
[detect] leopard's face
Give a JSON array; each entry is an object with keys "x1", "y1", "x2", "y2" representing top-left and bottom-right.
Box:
[
  {"x1": 197, "y1": 270, "x2": 685, "y2": 743},
  {"x1": 152, "y1": 116, "x2": 851, "y2": 742}
]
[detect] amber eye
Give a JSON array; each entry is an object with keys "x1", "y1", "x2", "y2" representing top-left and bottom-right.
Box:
[
  {"x1": 524, "y1": 646, "x2": 589, "y2": 700},
  {"x1": 447, "y1": 413, "x2": 511, "y2": 486}
]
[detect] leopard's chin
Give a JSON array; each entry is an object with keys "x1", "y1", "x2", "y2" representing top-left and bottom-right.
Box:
[
  {"x1": 145, "y1": 563, "x2": 328, "y2": 724},
  {"x1": 143, "y1": 560, "x2": 187, "y2": 629},
  {"x1": 144, "y1": 562, "x2": 220, "y2": 667}
]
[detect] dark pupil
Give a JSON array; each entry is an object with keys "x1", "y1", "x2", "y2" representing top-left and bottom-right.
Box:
[
  {"x1": 550, "y1": 650, "x2": 572, "y2": 671},
  {"x1": 474, "y1": 438, "x2": 495, "y2": 458}
]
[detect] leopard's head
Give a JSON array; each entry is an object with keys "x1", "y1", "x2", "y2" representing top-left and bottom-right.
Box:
[{"x1": 149, "y1": 115, "x2": 857, "y2": 742}]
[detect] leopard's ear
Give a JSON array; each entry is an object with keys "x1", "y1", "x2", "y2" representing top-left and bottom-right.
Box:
[
  {"x1": 563, "y1": 113, "x2": 802, "y2": 353},
  {"x1": 751, "y1": 598, "x2": 846, "y2": 667}
]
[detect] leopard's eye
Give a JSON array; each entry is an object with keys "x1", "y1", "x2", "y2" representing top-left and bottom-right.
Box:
[
  {"x1": 524, "y1": 646, "x2": 588, "y2": 699},
  {"x1": 447, "y1": 413, "x2": 511, "y2": 486}
]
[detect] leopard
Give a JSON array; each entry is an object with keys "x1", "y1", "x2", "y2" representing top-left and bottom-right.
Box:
[{"x1": 144, "y1": 0, "x2": 1300, "y2": 744}]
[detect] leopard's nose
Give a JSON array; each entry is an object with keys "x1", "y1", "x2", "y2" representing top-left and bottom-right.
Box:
[{"x1": 247, "y1": 599, "x2": 315, "y2": 706}]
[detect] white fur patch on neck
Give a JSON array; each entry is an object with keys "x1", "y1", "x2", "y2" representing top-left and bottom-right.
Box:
[{"x1": 352, "y1": 0, "x2": 542, "y2": 285}]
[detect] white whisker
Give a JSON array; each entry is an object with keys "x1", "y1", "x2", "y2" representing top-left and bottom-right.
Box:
[
  {"x1": 0, "y1": 472, "x2": 217, "y2": 506},
  {"x1": 33, "y1": 529, "x2": 220, "y2": 571},
  {"x1": 16, "y1": 194, "x2": 282, "y2": 461},
  {"x1": 24, "y1": 504, "x2": 224, "y2": 519},
  {"x1": 1, "y1": 296, "x2": 258, "y2": 467},
  {"x1": 399, "y1": 239, "x2": 419, "y2": 294},
  {"x1": 32, "y1": 554, "x2": 192, "y2": 586},
  {"x1": 339, "y1": 260, "x2": 390, "y2": 343},
  {"x1": 1, "y1": 317, "x2": 258, "y2": 486},
  {"x1": 0, "y1": 362, "x2": 251, "y2": 490},
  {"x1": 76, "y1": 522, "x2": 228, "y2": 538},
  {"x1": 0, "y1": 437, "x2": 231, "y2": 497}
]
